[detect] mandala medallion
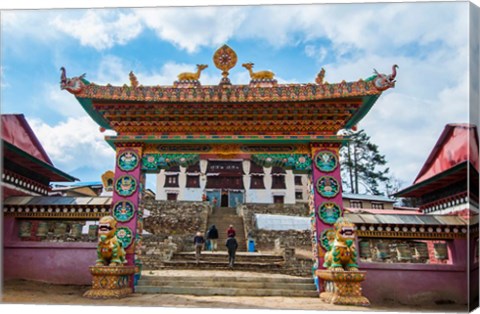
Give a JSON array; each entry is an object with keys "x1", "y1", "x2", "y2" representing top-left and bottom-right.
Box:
[
  {"x1": 318, "y1": 202, "x2": 342, "y2": 225},
  {"x1": 213, "y1": 45, "x2": 238, "y2": 78},
  {"x1": 112, "y1": 201, "x2": 135, "y2": 222},
  {"x1": 118, "y1": 151, "x2": 139, "y2": 172},
  {"x1": 320, "y1": 228, "x2": 336, "y2": 251},
  {"x1": 115, "y1": 227, "x2": 133, "y2": 249},
  {"x1": 115, "y1": 175, "x2": 137, "y2": 197},
  {"x1": 314, "y1": 151, "x2": 338, "y2": 172},
  {"x1": 316, "y1": 176, "x2": 340, "y2": 198}
]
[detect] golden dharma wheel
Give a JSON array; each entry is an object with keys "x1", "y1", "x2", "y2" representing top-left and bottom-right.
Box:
[{"x1": 213, "y1": 44, "x2": 237, "y2": 77}]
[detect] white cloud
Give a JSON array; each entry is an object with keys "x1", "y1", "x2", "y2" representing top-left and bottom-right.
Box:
[
  {"x1": 51, "y1": 10, "x2": 143, "y2": 50},
  {"x1": 28, "y1": 116, "x2": 115, "y2": 175},
  {"x1": 134, "y1": 7, "x2": 247, "y2": 53}
]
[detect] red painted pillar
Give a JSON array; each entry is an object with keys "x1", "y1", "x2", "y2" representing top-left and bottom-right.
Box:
[
  {"x1": 311, "y1": 143, "x2": 344, "y2": 271},
  {"x1": 110, "y1": 143, "x2": 143, "y2": 284}
]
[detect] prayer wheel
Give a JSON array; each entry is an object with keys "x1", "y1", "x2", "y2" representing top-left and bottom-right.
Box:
[
  {"x1": 414, "y1": 242, "x2": 429, "y2": 259},
  {"x1": 88, "y1": 225, "x2": 99, "y2": 240},
  {"x1": 19, "y1": 220, "x2": 32, "y2": 238},
  {"x1": 359, "y1": 240, "x2": 371, "y2": 259},
  {"x1": 376, "y1": 242, "x2": 390, "y2": 259},
  {"x1": 36, "y1": 221, "x2": 49, "y2": 237},
  {"x1": 434, "y1": 242, "x2": 448, "y2": 260},
  {"x1": 54, "y1": 222, "x2": 67, "y2": 237},
  {"x1": 396, "y1": 243, "x2": 412, "y2": 261},
  {"x1": 70, "y1": 223, "x2": 83, "y2": 238}
]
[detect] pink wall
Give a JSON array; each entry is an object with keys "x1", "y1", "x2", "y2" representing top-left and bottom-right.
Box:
[
  {"x1": 3, "y1": 217, "x2": 97, "y2": 285},
  {"x1": 356, "y1": 238, "x2": 471, "y2": 306}
]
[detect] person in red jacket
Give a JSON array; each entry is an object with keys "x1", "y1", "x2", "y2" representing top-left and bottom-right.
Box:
[{"x1": 227, "y1": 225, "x2": 236, "y2": 238}]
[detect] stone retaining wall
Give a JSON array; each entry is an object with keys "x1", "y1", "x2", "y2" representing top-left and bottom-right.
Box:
[{"x1": 143, "y1": 200, "x2": 212, "y2": 252}]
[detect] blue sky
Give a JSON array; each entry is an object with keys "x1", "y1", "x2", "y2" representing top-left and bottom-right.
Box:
[{"x1": 1, "y1": 1, "x2": 475, "y2": 193}]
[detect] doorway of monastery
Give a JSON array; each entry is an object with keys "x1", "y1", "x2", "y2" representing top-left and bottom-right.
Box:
[{"x1": 62, "y1": 44, "x2": 393, "y2": 286}]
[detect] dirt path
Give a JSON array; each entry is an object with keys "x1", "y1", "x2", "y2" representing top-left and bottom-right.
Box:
[{"x1": 1, "y1": 278, "x2": 465, "y2": 312}]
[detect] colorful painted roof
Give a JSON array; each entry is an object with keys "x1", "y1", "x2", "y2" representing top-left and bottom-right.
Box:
[{"x1": 61, "y1": 46, "x2": 397, "y2": 143}]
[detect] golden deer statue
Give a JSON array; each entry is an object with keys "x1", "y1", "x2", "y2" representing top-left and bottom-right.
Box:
[
  {"x1": 242, "y1": 62, "x2": 275, "y2": 80},
  {"x1": 177, "y1": 64, "x2": 208, "y2": 81}
]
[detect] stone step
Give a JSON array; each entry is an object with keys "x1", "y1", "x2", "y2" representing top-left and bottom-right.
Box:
[
  {"x1": 162, "y1": 260, "x2": 284, "y2": 268},
  {"x1": 139, "y1": 274, "x2": 313, "y2": 284},
  {"x1": 172, "y1": 252, "x2": 283, "y2": 262},
  {"x1": 137, "y1": 280, "x2": 315, "y2": 290},
  {"x1": 135, "y1": 285, "x2": 319, "y2": 297}
]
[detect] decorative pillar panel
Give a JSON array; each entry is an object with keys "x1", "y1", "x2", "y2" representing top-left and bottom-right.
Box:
[
  {"x1": 311, "y1": 143, "x2": 344, "y2": 270},
  {"x1": 111, "y1": 144, "x2": 143, "y2": 269}
]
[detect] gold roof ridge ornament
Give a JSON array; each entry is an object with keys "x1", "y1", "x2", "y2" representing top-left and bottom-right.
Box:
[
  {"x1": 213, "y1": 44, "x2": 238, "y2": 86},
  {"x1": 242, "y1": 62, "x2": 277, "y2": 88},
  {"x1": 174, "y1": 64, "x2": 208, "y2": 88}
]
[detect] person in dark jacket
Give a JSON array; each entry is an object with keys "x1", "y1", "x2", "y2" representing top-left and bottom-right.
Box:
[
  {"x1": 225, "y1": 235, "x2": 238, "y2": 268},
  {"x1": 193, "y1": 231, "x2": 205, "y2": 264},
  {"x1": 206, "y1": 225, "x2": 219, "y2": 252}
]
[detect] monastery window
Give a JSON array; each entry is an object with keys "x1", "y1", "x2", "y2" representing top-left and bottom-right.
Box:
[
  {"x1": 250, "y1": 162, "x2": 264, "y2": 174},
  {"x1": 372, "y1": 202, "x2": 384, "y2": 209},
  {"x1": 250, "y1": 175, "x2": 265, "y2": 189},
  {"x1": 206, "y1": 176, "x2": 244, "y2": 189},
  {"x1": 350, "y1": 200, "x2": 363, "y2": 208},
  {"x1": 295, "y1": 191, "x2": 303, "y2": 200},
  {"x1": 272, "y1": 175, "x2": 286, "y2": 189},
  {"x1": 273, "y1": 195, "x2": 285, "y2": 204},
  {"x1": 167, "y1": 193, "x2": 178, "y2": 201},
  {"x1": 186, "y1": 175, "x2": 200, "y2": 188},
  {"x1": 164, "y1": 175, "x2": 179, "y2": 188},
  {"x1": 294, "y1": 176, "x2": 303, "y2": 186}
]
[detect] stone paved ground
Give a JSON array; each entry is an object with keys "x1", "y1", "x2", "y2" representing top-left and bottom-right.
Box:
[{"x1": 1, "y1": 270, "x2": 466, "y2": 313}]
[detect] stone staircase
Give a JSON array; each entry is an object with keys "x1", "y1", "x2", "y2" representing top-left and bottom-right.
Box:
[
  {"x1": 162, "y1": 251, "x2": 284, "y2": 271},
  {"x1": 206, "y1": 206, "x2": 247, "y2": 251},
  {"x1": 135, "y1": 270, "x2": 318, "y2": 297}
]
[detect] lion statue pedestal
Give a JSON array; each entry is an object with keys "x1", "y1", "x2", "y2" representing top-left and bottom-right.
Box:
[
  {"x1": 84, "y1": 216, "x2": 135, "y2": 299},
  {"x1": 83, "y1": 266, "x2": 136, "y2": 299},
  {"x1": 316, "y1": 270, "x2": 370, "y2": 306}
]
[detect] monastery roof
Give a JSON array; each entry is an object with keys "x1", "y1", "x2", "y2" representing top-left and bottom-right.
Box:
[
  {"x1": 60, "y1": 46, "x2": 397, "y2": 141},
  {"x1": 342, "y1": 192, "x2": 396, "y2": 203},
  {"x1": 3, "y1": 196, "x2": 112, "y2": 219},
  {"x1": 395, "y1": 124, "x2": 478, "y2": 198},
  {"x1": 1, "y1": 114, "x2": 78, "y2": 182},
  {"x1": 414, "y1": 123, "x2": 478, "y2": 184},
  {"x1": 2, "y1": 114, "x2": 52, "y2": 165}
]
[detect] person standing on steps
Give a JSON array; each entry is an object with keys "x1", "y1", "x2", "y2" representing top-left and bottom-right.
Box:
[
  {"x1": 193, "y1": 231, "x2": 205, "y2": 264},
  {"x1": 206, "y1": 224, "x2": 219, "y2": 252},
  {"x1": 226, "y1": 235, "x2": 238, "y2": 268},
  {"x1": 227, "y1": 224, "x2": 236, "y2": 238}
]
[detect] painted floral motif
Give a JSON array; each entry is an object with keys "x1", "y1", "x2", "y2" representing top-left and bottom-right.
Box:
[
  {"x1": 115, "y1": 227, "x2": 133, "y2": 249},
  {"x1": 318, "y1": 202, "x2": 342, "y2": 225},
  {"x1": 315, "y1": 151, "x2": 338, "y2": 172},
  {"x1": 316, "y1": 176, "x2": 340, "y2": 198},
  {"x1": 251, "y1": 154, "x2": 312, "y2": 172},
  {"x1": 141, "y1": 154, "x2": 200, "y2": 172},
  {"x1": 112, "y1": 201, "x2": 135, "y2": 222},
  {"x1": 115, "y1": 175, "x2": 137, "y2": 197},
  {"x1": 118, "y1": 151, "x2": 139, "y2": 172},
  {"x1": 320, "y1": 228, "x2": 336, "y2": 251}
]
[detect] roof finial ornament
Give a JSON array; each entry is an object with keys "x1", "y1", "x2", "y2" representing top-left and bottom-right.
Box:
[
  {"x1": 213, "y1": 44, "x2": 237, "y2": 86},
  {"x1": 129, "y1": 71, "x2": 139, "y2": 88},
  {"x1": 315, "y1": 68, "x2": 326, "y2": 85},
  {"x1": 60, "y1": 67, "x2": 87, "y2": 94},
  {"x1": 371, "y1": 64, "x2": 399, "y2": 91}
]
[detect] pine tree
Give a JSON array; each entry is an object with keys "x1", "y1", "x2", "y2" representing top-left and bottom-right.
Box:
[{"x1": 340, "y1": 130, "x2": 392, "y2": 195}]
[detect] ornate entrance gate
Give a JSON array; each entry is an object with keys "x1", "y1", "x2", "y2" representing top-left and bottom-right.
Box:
[{"x1": 61, "y1": 45, "x2": 396, "y2": 286}]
